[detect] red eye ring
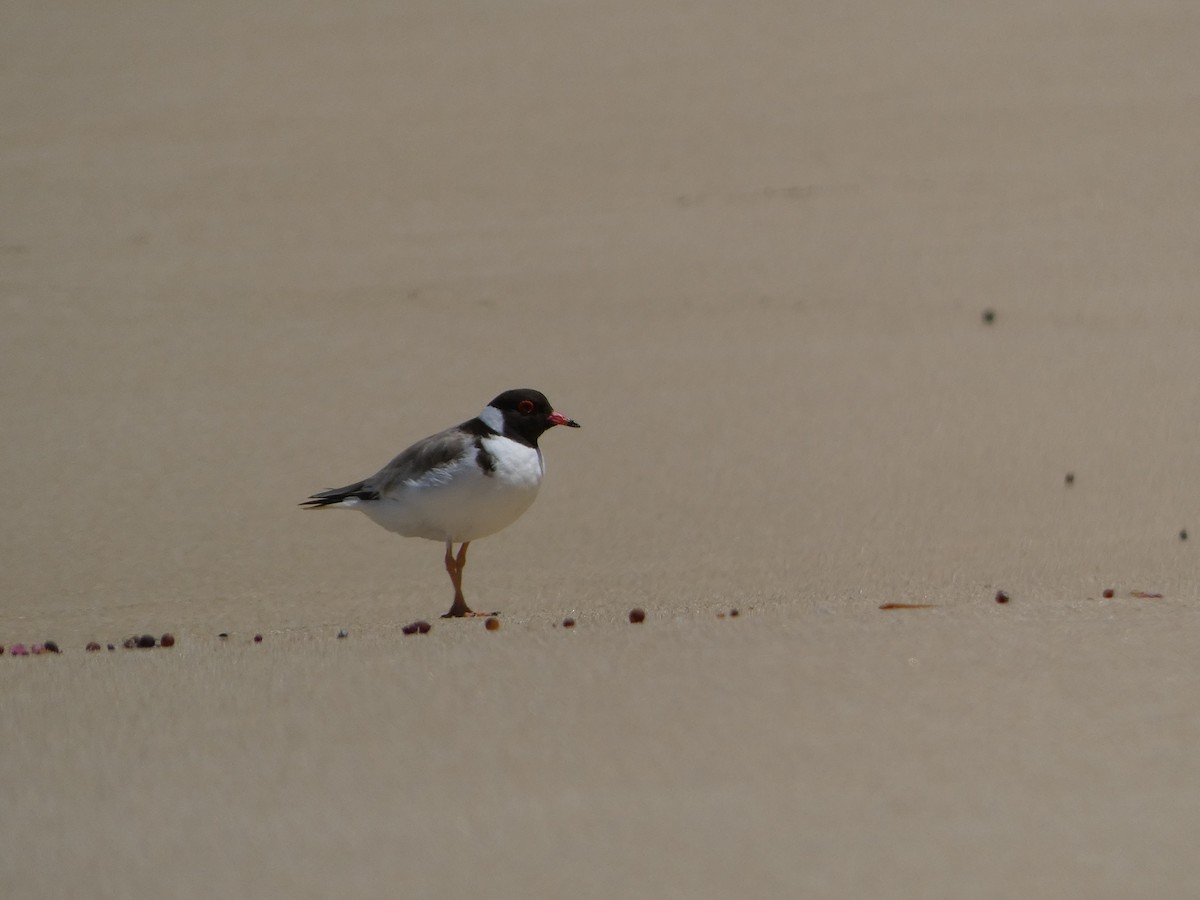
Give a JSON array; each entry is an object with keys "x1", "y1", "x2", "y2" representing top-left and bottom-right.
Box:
[{"x1": 517, "y1": 399, "x2": 535, "y2": 414}]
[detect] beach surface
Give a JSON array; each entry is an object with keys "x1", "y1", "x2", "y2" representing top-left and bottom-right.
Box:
[{"x1": 3, "y1": 1, "x2": 1200, "y2": 896}]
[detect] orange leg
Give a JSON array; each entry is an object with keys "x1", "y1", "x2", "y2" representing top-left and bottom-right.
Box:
[{"x1": 440, "y1": 541, "x2": 497, "y2": 618}]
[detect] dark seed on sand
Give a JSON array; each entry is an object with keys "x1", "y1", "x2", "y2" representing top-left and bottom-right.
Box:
[
  {"x1": 729, "y1": 609, "x2": 740, "y2": 618},
  {"x1": 416, "y1": 621, "x2": 431, "y2": 634},
  {"x1": 1102, "y1": 588, "x2": 1114, "y2": 599},
  {"x1": 218, "y1": 632, "x2": 229, "y2": 639},
  {"x1": 562, "y1": 617, "x2": 575, "y2": 628},
  {"x1": 1181, "y1": 529, "x2": 1189, "y2": 541},
  {"x1": 484, "y1": 617, "x2": 500, "y2": 631},
  {"x1": 1065, "y1": 472, "x2": 1074, "y2": 485},
  {"x1": 138, "y1": 634, "x2": 156, "y2": 648},
  {"x1": 402, "y1": 621, "x2": 432, "y2": 636},
  {"x1": 44, "y1": 641, "x2": 60, "y2": 654},
  {"x1": 336, "y1": 629, "x2": 348, "y2": 639},
  {"x1": 253, "y1": 634, "x2": 263, "y2": 643},
  {"x1": 995, "y1": 591, "x2": 1009, "y2": 604},
  {"x1": 107, "y1": 644, "x2": 115, "y2": 651},
  {"x1": 629, "y1": 608, "x2": 646, "y2": 624},
  {"x1": 160, "y1": 633, "x2": 175, "y2": 648},
  {"x1": 86, "y1": 642, "x2": 102, "y2": 652},
  {"x1": 982, "y1": 309, "x2": 996, "y2": 324}
]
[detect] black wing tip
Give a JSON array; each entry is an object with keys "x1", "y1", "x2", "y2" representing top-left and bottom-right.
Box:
[
  {"x1": 299, "y1": 496, "x2": 337, "y2": 509},
  {"x1": 299, "y1": 483, "x2": 379, "y2": 508}
]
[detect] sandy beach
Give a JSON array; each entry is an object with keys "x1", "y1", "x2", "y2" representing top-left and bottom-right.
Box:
[{"x1": 3, "y1": 1, "x2": 1200, "y2": 896}]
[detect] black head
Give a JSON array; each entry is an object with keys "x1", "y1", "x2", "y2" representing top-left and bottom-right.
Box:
[{"x1": 484, "y1": 388, "x2": 581, "y2": 446}]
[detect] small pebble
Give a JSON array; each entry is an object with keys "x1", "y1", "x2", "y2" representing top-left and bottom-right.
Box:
[
  {"x1": 137, "y1": 634, "x2": 156, "y2": 648},
  {"x1": 416, "y1": 621, "x2": 431, "y2": 634},
  {"x1": 106, "y1": 644, "x2": 115, "y2": 652},
  {"x1": 982, "y1": 309, "x2": 996, "y2": 324},
  {"x1": 123, "y1": 637, "x2": 138, "y2": 649},
  {"x1": 402, "y1": 621, "x2": 432, "y2": 636},
  {"x1": 1181, "y1": 529, "x2": 1188, "y2": 541},
  {"x1": 729, "y1": 609, "x2": 740, "y2": 618},
  {"x1": 629, "y1": 608, "x2": 646, "y2": 624},
  {"x1": 1102, "y1": 588, "x2": 1115, "y2": 599},
  {"x1": 484, "y1": 617, "x2": 500, "y2": 631},
  {"x1": 160, "y1": 633, "x2": 175, "y2": 648},
  {"x1": 253, "y1": 634, "x2": 263, "y2": 643},
  {"x1": 995, "y1": 590, "x2": 1009, "y2": 604},
  {"x1": 562, "y1": 617, "x2": 575, "y2": 628},
  {"x1": 44, "y1": 641, "x2": 60, "y2": 654},
  {"x1": 218, "y1": 632, "x2": 229, "y2": 639},
  {"x1": 0, "y1": 645, "x2": 4, "y2": 655},
  {"x1": 31, "y1": 644, "x2": 46, "y2": 655},
  {"x1": 1065, "y1": 472, "x2": 1074, "y2": 485},
  {"x1": 11, "y1": 643, "x2": 28, "y2": 656},
  {"x1": 336, "y1": 629, "x2": 348, "y2": 639},
  {"x1": 86, "y1": 642, "x2": 102, "y2": 652}
]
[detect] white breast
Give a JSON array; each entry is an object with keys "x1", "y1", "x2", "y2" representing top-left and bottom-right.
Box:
[{"x1": 360, "y1": 436, "x2": 545, "y2": 543}]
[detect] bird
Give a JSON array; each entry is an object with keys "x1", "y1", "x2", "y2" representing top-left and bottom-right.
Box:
[{"x1": 301, "y1": 388, "x2": 580, "y2": 618}]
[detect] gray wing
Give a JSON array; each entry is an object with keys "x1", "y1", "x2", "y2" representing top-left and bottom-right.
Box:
[
  {"x1": 367, "y1": 426, "x2": 474, "y2": 496},
  {"x1": 302, "y1": 424, "x2": 476, "y2": 509}
]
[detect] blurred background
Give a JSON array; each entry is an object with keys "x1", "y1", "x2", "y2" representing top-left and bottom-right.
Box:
[{"x1": 5, "y1": 3, "x2": 1200, "y2": 898}]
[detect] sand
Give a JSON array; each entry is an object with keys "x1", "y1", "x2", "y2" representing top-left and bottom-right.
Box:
[{"x1": 3, "y1": 1, "x2": 1200, "y2": 897}]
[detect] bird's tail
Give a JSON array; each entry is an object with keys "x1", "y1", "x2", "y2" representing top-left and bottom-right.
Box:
[{"x1": 300, "y1": 480, "x2": 379, "y2": 509}]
